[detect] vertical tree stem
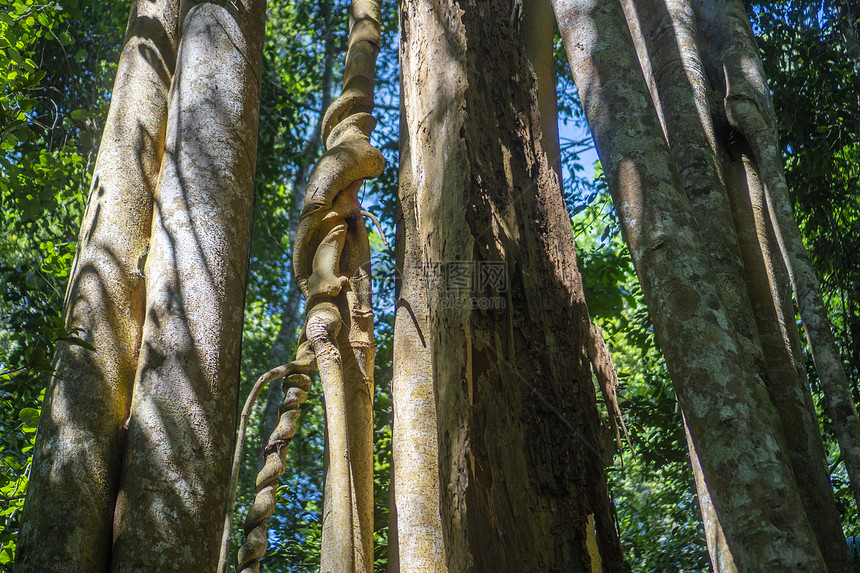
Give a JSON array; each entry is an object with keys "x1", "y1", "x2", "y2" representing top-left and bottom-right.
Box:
[
  {"x1": 110, "y1": 0, "x2": 265, "y2": 567},
  {"x1": 16, "y1": 0, "x2": 178, "y2": 569}
]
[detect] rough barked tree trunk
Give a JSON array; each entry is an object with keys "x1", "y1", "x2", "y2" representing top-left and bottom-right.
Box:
[
  {"x1": 620, "y1": 0, "x2": 850, "y2": 569},
  {"x1": 553, "y1": 0, "x2": 830, "y2": 569},
  {"x1": 110, "y1": 0, "x2": 265, "y2": 567},
  {"x1": 400, "y1": 1, "x2": 623, "y2": 571},
  {"x1": 15, "y1": 0, "x2": 179, "y2": 569},
  {"x1": 389, "y1": 3, "x2": 566, "y2": 571},
  {"x1": 694, "y1": 0, "x2": 860, "y2": 511}
]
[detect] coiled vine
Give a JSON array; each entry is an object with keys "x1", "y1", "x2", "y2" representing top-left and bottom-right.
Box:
[{"x1": 218, "y1": 1, "x2": 383, "y2": 572}]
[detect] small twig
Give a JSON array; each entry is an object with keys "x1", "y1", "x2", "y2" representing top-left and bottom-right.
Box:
[{"x1": 360, "y1": 209, "x2": 387, "y2": 247}]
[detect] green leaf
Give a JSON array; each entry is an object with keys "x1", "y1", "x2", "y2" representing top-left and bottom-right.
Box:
[
  {"x1": 73, "y1": 48, "x2": 87, "y2": 63},
  {"x1": 8, "y1": 47, "x2": 22, "y2": 65},
  {"x1": 0, "y1": 546, "x2": 13, "y2": 565},
  {"x1": 18, "y1": 407, "x2": 38, "y2": 422}
]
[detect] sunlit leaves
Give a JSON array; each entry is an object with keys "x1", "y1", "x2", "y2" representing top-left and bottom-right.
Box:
[{"x1": 0, "y1": 0, "x2": 78, "y2": 149}]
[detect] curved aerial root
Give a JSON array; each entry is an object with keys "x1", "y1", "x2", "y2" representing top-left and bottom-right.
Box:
[
  {"x1": 232, "y1": 2, "x2": 382, "y2": 571},
  {"x1": 234, "y1": 364, "x2": 313, "y2": 573},
  {"x1": 292, "y1": 0, "x2": 383, "y2": 300}
]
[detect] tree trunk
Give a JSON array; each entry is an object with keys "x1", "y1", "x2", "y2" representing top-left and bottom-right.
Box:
[
  {"x1": 621, "y1": 0, "x2": 850, "y2": 568},
  {"x1": 724, "y1": 153, "x2": 851, "y2": 570},
  {"x1": 400, "y1": 1, "x2": 623, "y2": 571},
  {"x1": 15, "y1": 1, "x2": 179, "y2": 569},
  {"x1": 683, "y1": 418, "x2": 736, "y2": 573},
  {"x1": 390, "y1": 96, "x2": 447, "y2": 573},
  {"x1": 694, "y1": 0, "x2": 860, "y2": 509},
  {"x1": 552, "y1": 0, "x2": 827, "y2": 569},
  {"x1": 522, "y1": 0, "x2": 562, "y2": 180},
  {"x1": 110, "y1": 0, "x2": 265, "y2": 567}
]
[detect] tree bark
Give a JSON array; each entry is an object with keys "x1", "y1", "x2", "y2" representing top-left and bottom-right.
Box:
[
  {"x1": 553, "y1": 0, "x2": 826, "y2": 569},
  {"x1": 15, "y1": 1, "x2": 179, "y2": 570},
  {"x1": 683, "y1": 418, "x2": 736, "y2": 573},
  {"x1": 616, "y1": 5, "x2": 767, "y2": 563},
  {"x1": 390, "y1": 94, "x2": 447, "y2": 573},
  {"x1": 621, "y1": 0, "x2": 850, "y2": 568},
  {"x1": 109, "y1": 0, "x2": 264, "y2": 567},
  {"x1": 522, "y1": 0, "x2": 562, "y2": 180},
  {"x1": 694, "y1": 0, "x2": 860, "y2": 509},
  {"x1": 724, "y1": 153, "x2": 851, "y2": 571},
  {"x1": 400, "y1": 1, "x2": 623, "y2": 571}
]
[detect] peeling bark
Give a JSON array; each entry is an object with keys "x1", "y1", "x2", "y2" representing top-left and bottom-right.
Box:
[
  {"x1": 15, "y1": 1, "x2": 179, "y2": 570},
  {"x1": 553, "y1": 0, "x2": 826, "y2": 568},
  {"x1": 586, "y1": 324, "x2": 629, "y2": 452},
  {"x1": 401, "y1": 1, "x2": 623, "y2": 571},
  {"x1": 110, "y1": 0, "x2": 265, "y2": 567}
]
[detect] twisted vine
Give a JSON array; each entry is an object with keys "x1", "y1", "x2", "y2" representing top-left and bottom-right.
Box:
[{"x1": 229, "y1": 2, "x2": 383, "y2": 572}]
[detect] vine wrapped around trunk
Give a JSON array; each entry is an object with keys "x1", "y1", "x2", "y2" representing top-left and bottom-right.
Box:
[{"x1": 235, "y1": 1, "x2": 383, "y2": 572}]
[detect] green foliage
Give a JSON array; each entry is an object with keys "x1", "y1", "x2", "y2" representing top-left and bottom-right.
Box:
[
  {"x1": 0, "y1": 391, "x2": 40, "y2": 567},
  {"x1": 569, "y1": 169, "x2": 710, "y2": 571},
  {"x1": 0, "y1": 0, "x2": 129, "y2": 565},
  {"x1": 0, "y1": 0, "x2": 70, "y2": 150},
  {"x1": 3, "y1": 0, "x2": 858, "y2": 571}
]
